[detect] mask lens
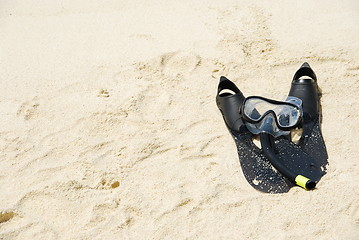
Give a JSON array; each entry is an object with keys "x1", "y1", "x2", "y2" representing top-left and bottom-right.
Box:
[
  {"x1": 274, "y1": 105, "x2": 300, "y2": 128},
  {"x1": 244, "y1": 98, "x2": 274, "y2": 121}
]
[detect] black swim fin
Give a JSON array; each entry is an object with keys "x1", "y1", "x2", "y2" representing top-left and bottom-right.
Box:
[
  {"x1": 288, "y1": 62, "x2": 329, "y2": 171},
  {"x1": 258, "y1": 63, "x2": 327, "y2": 189}
]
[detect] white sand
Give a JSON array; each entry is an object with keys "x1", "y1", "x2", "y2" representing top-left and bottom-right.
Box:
[{"x1": 0, "y1": 0, "x2": 358, "y2": 239}]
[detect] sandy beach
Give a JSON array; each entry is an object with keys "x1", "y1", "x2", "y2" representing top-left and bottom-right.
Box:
[{"x1": 0, "y1": 0, "x2": 358, "y2": 239}]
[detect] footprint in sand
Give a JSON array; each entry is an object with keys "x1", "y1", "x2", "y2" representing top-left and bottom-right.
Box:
[
  {"x1": 17, "y1": 98, "x2": 40, "y2": 120},
  {"x1": 161, "y1": 51, "x2": 201, "y2": 77}
]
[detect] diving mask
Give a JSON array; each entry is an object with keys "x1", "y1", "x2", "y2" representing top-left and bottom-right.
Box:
[{"x1": 241, "y1": 96, "x2": 303, "y2": 137}]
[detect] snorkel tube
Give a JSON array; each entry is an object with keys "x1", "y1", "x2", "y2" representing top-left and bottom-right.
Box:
[{"x1": 259, "y1": 133, "x2": 316, "y2": 190}]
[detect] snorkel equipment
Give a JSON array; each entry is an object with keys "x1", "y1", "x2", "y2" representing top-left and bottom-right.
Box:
[{"x1": 241, "y1": 95, "x2": 316, "y2": 190}]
